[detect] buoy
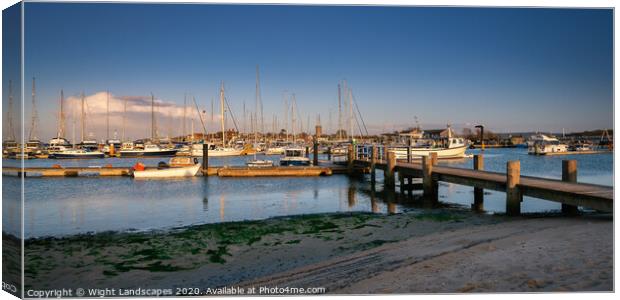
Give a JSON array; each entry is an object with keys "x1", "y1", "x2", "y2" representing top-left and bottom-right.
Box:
[{"x1": 133, "y1": 162, "x2": 145, "y2": 171}]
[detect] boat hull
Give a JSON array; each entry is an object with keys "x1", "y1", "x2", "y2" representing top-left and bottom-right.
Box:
[
  {"x1": 133, "y1": 164, "x2": 201, "y2": 178},
  {"x1": 120, "y1": 149, "x2": 178, "y2": 157},
  {"x1": 280, "y1": 159, "x2": 311, "y2": 166},
  {"x1": 200, "y1": 149, "x2": 243, "y2": 157},
  {"x1": 49, "y1": 153, "x2": 105, "y2": 159},
  {"x1": 390, "y1": 145, "x2": 468, "y2": 159}
]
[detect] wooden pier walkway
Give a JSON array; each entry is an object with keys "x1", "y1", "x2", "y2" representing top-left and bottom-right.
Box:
[{"x1": 348, "y1": 144, "x2": 613, "y2": 214}]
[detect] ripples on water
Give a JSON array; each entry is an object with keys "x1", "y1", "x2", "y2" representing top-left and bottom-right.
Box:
[{"x1": 1, "y1": 149, "x2": 613, "y2": 237}]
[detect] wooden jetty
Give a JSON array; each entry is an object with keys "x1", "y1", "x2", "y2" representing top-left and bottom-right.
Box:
[
  {"x1": 218, "y1": 166, "x2": 332, "y2": 177},
  {"x1": 349, "y1": 144, "x2": 613, "y2": 214}
]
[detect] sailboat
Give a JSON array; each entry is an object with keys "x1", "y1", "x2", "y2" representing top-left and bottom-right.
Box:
[
  {"x1": 50, "y1": 92, "x2": 105, "y2": 159},
  {"x1": 208, "y1": 82, "x2": 242, "y2": 157},
  {"x1": 2, "y1": 80, "x2": 19, "y2": 158},
  {"x1": 247, "y1": 65, "x2": 273, "y2": 167},
  {"x1": 120, "y1": 94, "x2": 178, "y2": 157}
]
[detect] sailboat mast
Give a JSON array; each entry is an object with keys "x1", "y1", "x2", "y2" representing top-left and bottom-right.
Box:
[
  {"x1": 60, "y1": 89, "x2": 65, "y2": 138},
  {"x1": 122, "y1": 97, "x2": 127, "y2": 142},
  {"x1": 29, "y1": 77, "x2": 38, "y2": 141},
  {"x1": 291, "y1": 94, "x2": 296, "y2": 141},
  {"x1": 81, "y1": 92, "x2": 85, "y2": 142},
  {"x1": 255, "y1": 66, "x2": 260, "y2": 144},
  {"x1": 256, "y1": 65, "x2": 264, "y2": 140},
  {"x1": 106, "y1": 91, "x2": 110, "y2": 140},
  {"x1": 151, "y1": 93, "x2": 155, "y2": 142},
  {"x1": 7, "y1": 80, "x2": 15, "y2": 141},
  {"x1": 349, "y1": 88, "x2": 353, "y2": 141},
  {"x1": 337, "y1": 83, "x2": 342, "y2": 141},
  {"x1": 283, "y1": 92, "x2": 288, "y2": 142},
  {"x1": 183, "y1": 93, "x2": 187, "y2": 141},
  {"x1": 220, "y1": 82, "x2": 226, "y2": 147}
]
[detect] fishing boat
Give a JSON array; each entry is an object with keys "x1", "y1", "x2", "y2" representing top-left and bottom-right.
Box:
[
  {"x1": 280, "y1": 147, "x2": 310, "y2": 166},
  {"x1": 132, "y1": 157, "x2": 201, "y2": 179},
  {"x1": 389, "y1": 126, "x2": 468, "y2": 159},
  {"x1": 120, "y1": 143, "x2": 178, "y2": 157},
  {"x1": 527, "y1": 134, "x2": 568, "y2": 155}
]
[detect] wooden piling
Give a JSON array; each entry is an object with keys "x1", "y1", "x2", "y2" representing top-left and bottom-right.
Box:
[
  {"x1": 347, "y1": 144, "x2": 354, "y2": 174},
  {"x1": 472, "y1": 154, "x2": 484, "y2": 212},
  {"x1": 385, "y1": 151, "x2": 396, "y2": 190},
  {"x1": 407, "y1": 139, "x2": 412, "y2": 163},
  {"x1": 422, "y1": 155, "x2": 438, "y2": 203},
  {"x1": 327, "y1": 147, "x2": 332, "y2": 161},
  {"x1": 313, "y1": 140, "x2": 319, "y2": 166},
  {"x1": 202, "y1": 143, "x2": 208, "y2": 175},
  {"x1": 305, "y1": 146, "x2": 310, "y2": 158},
  {"x1": 561, "y1": 160, "x2": 579, "y2": 215},
  {"x1": 370, "y1": 145, "x2": 377, "y2": 185},
  {"x1": 506, "y1": 160, "x2": 522, "y2": 216},
  {"x1": 109, "y1": 143, "x2": 115, "y2": 157},
  {"x1": 430, "y1": 152, "x2": 438, "y2": 166}
]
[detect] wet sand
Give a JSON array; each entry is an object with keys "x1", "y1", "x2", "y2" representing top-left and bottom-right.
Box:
[{"x1": 22, "y1": 210, "x2": 612, "y2": 294}]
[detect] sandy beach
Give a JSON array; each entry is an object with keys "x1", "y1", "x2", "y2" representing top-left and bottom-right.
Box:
[{"x1": 22, "y1": 210, "x2": 612, "y2": 294}]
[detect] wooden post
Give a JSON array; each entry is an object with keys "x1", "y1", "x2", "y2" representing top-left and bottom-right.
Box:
[
  {"x1": 422, "y1": 155, "x2": 438, "y2": 203},
  {"x1": 472, "y1": 154, "x2": 484, "y2": 212},
  {"x1": 407, "y1": 139, "x2": 412, "y2": 163},
  {"x1": 385, "y1": 151, "x2": 396, "y2": 190},
  {"x1": 430, "y1": 152, "x2": 438, "y2": 166},
  {"x1": 202, "y1": 143, "x2": 209, "y2": 175},
  {"x1": 562, "y1": 160, "x2": 579, "y2": 215},
  {"x1": 313, "y1": 140, "x2": 319, "y2": 166},
  {"x1": 305, "y1": 146, "x2": 310, "y2": 158},
  {"x1": 347, "y1": 144, "x2": 354, "y2": 174},
  {"x1": 370, "y1": 145, "x2": 377, "y2": 185},
  {"x1": 327, "y1": 146, "x2": 332, "y2": 161},
  {"x1": 506, "y1": 160, "x2": 521, "y2": 216}
]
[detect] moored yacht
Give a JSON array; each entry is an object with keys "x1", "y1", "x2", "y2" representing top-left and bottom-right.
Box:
[
  {"x1": 48, "y1": 148, "x2": 105, "y2": 159},
  {"x1": 120, "y1": 143, "x2": 178, "y2": 157},
  {"x1": 528, "y1": 134, "x2": 568, "y2": 155}
]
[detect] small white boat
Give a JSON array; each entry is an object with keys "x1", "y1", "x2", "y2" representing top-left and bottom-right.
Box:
[
  {"x1": 246, "y1": 159, "x2": 274, "y2": 167},
  {"x1": 133, "y1": 157, "x2": 202, "y2": 179}
]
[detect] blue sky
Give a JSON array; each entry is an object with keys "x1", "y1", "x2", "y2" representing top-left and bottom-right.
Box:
[{"x1": 5, "y1": 3, "x2": 614, "y2": 140}]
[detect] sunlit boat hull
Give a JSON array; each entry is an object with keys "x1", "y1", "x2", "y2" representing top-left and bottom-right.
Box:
[
  {"x1": 133, "y1": 164, "x2": 201, "y2": 179},
  {"x1": 390, "y1": 145, "x2": 468, "y2": 159}
]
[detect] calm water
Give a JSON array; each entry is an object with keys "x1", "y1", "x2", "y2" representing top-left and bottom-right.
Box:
[{"x1": 2, "y1": 149, "x2": 613, "y2": 238}]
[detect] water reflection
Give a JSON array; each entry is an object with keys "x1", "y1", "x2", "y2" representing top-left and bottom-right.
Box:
[{"x1": 7, "y1": 149, "x2": 613, "y2": 238}]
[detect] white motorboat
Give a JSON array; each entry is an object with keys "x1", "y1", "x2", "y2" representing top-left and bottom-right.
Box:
[
  {"x1": 133, "y1": 157, "x2": 202, "y2": 179},
  {"x1": 190, "y1": 143, "x2": 219, "y2": 157},
  {"x1": 528, "y1": 134, "x2": 568, "y2": 155}
]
